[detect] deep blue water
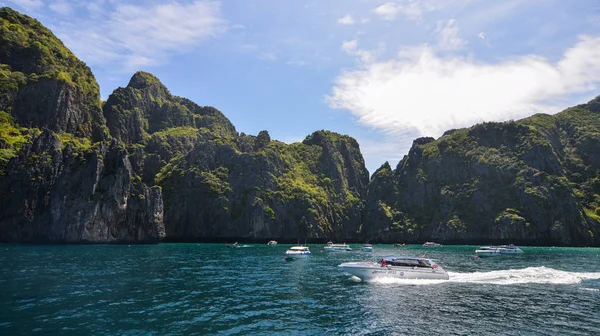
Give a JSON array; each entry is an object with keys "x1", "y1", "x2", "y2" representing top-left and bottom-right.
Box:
[{"x1": 1, "y1": 244, "x2": 599, "y2": 335}]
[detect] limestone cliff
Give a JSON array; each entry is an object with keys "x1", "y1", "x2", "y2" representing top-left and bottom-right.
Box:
[
  {"x1": 0, "y1": 8, "x2": 163, "y2": 243},
  {"x1": 363, "y1": 100, "x2": 600, "y2": 246}
]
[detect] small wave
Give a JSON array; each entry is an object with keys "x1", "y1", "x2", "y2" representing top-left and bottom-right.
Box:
[{"x1": 448, "y1": 266, "x2": 600, "y2": 285}]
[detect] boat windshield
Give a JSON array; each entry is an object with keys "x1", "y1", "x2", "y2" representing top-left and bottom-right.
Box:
[{"x1": 382, "y1": 258, "x2": 432, "y2": 268}]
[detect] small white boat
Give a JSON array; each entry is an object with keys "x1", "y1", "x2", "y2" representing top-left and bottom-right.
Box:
[
  {"x1": 285, "y1": 246, "x2": 311, "y2": 260},
  {"x1": 339, "y1": 257, "x2": 449, "y2": 281},
  {"x1": 267, "y1": 240, "x2": 278, "y2": 246},
  {"x1": 361, "y1": 244, "x2": 373, "y2": 252},
  {"x1": 498, "y1": 244, "x2": 523, "y2": 254},
  {"x1": 324, "y1": 241, "x2": 352, "y2": 252},
  {"x1": 422, "y1": 242, "x2": 442, "y2": 247},
  {"x1": 226, "y1": 242, "x2": 240, "y2": 248},
  {"x1": 475, "y1": 246, "x2": 502, "y2": 257}
]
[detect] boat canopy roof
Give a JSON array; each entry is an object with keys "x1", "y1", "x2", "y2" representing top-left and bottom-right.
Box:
[
  {"x1": 381, "y1": 257, "x2": 437, "y2": 268},
  {"x1": 289, "y1": 246, "x2": 309, "y2": 251},
  {"x1": 382, "y1": 257, "x2": 433, "y2": 261}
]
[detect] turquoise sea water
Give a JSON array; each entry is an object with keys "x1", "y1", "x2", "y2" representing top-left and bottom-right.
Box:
[{"x1": 1, "y1": 244, "x2": 599, "y2": 335}]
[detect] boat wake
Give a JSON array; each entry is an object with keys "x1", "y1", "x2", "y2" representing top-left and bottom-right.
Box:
[
  {"x1": 362, "y1": 267, "x2": 600, "y2": 286},
  {"x1": 448, "y1": 266, "x2": 600, "y2": 285}
]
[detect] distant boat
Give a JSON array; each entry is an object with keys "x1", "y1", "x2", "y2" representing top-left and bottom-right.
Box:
[
  {"x1": 475, "y1": 246, "x2": 501, "y2": 257},
  {"x1": 324, "y1": 241, "x2": 352, "y2": 252},
  {"x1": 394, "y1": 243, "x2": 405, "y2": 247},
  {"x1": 267, "y1": 240, "x2": 278, "y2": 246},
  {"x1": 497, "y1": 244, "x2": 523, "y2": 254},
  {"x1": 361, "y1": 244, "x2": 373, "y2": 252},
  {"x1": 476, "y1": 244, "x2": 523, "y2": 257},
  {"x1": 422, "y1": 242, "x2": 442, "y2": 247},
  {"x1": 226, "y1": 242, "x2": 240, "y2": 248},
  {"x1": 285, "y1": 246, "x2": 311, "y2": 260}
]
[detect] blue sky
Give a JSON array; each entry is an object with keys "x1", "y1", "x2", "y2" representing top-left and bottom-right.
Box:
[{"x1": 6, "y1": 0, "x2": 600, "y2": 174}]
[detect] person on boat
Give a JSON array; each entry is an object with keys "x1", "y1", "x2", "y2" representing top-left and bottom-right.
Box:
[{"x1": 381, "y1": 259, "x2": 386, "y2": 267}]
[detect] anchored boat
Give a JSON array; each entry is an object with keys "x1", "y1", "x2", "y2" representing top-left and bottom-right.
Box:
[{"x1": 324, "y1": 241, "x2": 352, "y2": 252}]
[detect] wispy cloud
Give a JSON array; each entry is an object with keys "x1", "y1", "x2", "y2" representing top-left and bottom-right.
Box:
[
  {"x1": 328, "y1": 36, "x2": 600, "y2": 139},
  {"x1": 54, "y1": 1, "x2": 227, "y2": 71},
  {"x1": 48, "y1": 0, "x2": 72, "y2": 15},
  {"x1": 337, "y1": 14, "x2": 355, "y2": 25},
  {"x1": 258, "y1": 52, "x2": 278, "y2": 61},
  {"x1": 341, "y1": 40, "x2": 379, "y2": 63},
  {"x1": 435, "y1": 19, "x2": 465, "y2": 50},
  {"x1": 373, "y1": 1, "x2": 437, "y2": 21},
  {"x1": 8, "y1": 0, "x2": 44, "y2": 11}
]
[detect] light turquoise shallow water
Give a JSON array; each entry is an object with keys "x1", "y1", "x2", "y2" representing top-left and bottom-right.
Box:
[{"x1": 1, "y1": 244, "x2": 599, "y2": 335}]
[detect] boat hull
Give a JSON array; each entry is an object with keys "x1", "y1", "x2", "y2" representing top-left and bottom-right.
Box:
[
  {"x1": 338, "y1": 262, "x2": 449, "y2": 281},
  {"x1": 476, "y1": 250, "x2": 501, "y2": 257}
]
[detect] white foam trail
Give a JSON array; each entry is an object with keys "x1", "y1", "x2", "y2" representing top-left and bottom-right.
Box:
[
  {"x1": 360, "y1": 267, "x2": 600, "y2": 286},
  {"x1": 449, "y1": 266, "x2": 600, "y2": 285}
]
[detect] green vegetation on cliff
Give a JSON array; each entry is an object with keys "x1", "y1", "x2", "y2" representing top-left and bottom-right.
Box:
[{"x1": 363, "y1": 97, "x2": 600, "y2": 246}]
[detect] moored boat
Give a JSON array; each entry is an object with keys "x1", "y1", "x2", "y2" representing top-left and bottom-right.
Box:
[
  {"x1": 475, "y1": 246, "x2": 501, "y2": 257},
  {"x1": 339, "y1": 257, "x2": 449, "y2": 281},
  {"x1": 324, "y1": 242, "x2": 352, "y2": 252},
  {"x1": 285, "y1": 246, "x2": 311, "y2": 260},
  {"x1": 267, "y1": 240, "x2": 278, "y2": 246},
  {"x1": 361, "y1": 244, "x2": 373, "y2": 252},
  {"x1": 498, "y1": 244, "x2": 523, "y2": 254},
  {"x1": 226, "y1": 242, "x2": 240, "y2": 248},
  {"x1": 422, "y1": 242, "x2": 442, "y2": 247}
]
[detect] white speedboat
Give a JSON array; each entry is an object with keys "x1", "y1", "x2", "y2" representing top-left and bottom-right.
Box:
[
  {"x1": 285, "y1": 246, "x2": 311, "y2": 260},
  {"x1": 361, "y1": 244, "x2": 373, "y2": 252},
  {"x1": 324, "y1": 241, "x2": 352, "y2": 252},
  {"x1": 339, "y1": 257, "x2": 449, "y2": 281},
  {"x1": 475, "y1": 246, "x2": 502, "y2": 257},
  {"x1": 422, "y1": 242, "x2": 442, "y2": 247},
  {"x1": 267, "y1": 240, "x2": 278, "y2": 246},
  {"x1": 498, "y1": 244, "x2": 523, "y2": 254}
]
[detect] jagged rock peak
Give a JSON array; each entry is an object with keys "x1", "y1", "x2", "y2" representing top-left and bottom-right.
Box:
[
  {"x1": 254, "y1": 130, "x2": 271, "y2": 151},
  {"x1": 580, "y1": 94, "x2": 600, "y2": 113},
  {"x1": 412, "y1": 136, "x2": 435, "y2": 146},
  {"x1": 127, "y1": 71, "x2": 169, "y2": 91},
  {"x1": 374, "y1": 161, "x2": 392, "y2": 175},
  {"x1": 302, "y1": 130, "x2": 360, "y2": 148}
]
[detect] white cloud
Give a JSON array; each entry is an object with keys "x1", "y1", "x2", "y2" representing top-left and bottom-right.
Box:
[
  {"x1": 478, "y1": 32, "x2": 486, "y2": 40},
  {"x1": 48, "y1": 0, "x2": 72, "y2": 15},
  {"x1": 373, "y1": 1, "x2": 437, "y2": 21},
  {"x1": 340, "y1": 40, "x2": 377, "y2": 63},
  {"x1": 337, "y1": 14, "x2": 355, "y2": 25},
  {"x1": 374, "y1": 2, "x2": 402, "y2": 20},
  {"x1": 54, "y1": 1, "x2": 227, "y2": 70},
  {"x1": 435, "y1": 19, "x2": 465, "y2": 50},
  {"x1": 8, "y1": 0, "x2": 44, "y2": 11},
  {"x1": 328, "y1": 36, "x2": 600, "y2": 140}
]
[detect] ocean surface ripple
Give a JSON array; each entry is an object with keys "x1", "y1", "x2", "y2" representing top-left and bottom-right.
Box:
[{"x1": 1, "y1": 244, "x2": 599, "y2": 335}]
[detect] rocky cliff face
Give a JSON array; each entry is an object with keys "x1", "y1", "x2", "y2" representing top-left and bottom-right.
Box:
[
  {"x1": 0, "y1": 129, "x2": 164, "y2": 243},
  {"x1": 0, "y1": 8, "x2": 105, "y2": 140},
  {"x1": 158, "y1": 130, "x2": 369, "y2": 242},
  {"x1": 0, "y1": 8, "x2": 163, "y2": 243},
  {"x1": 363, "y1": 102, "x2": 600, "y2": 246}
]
